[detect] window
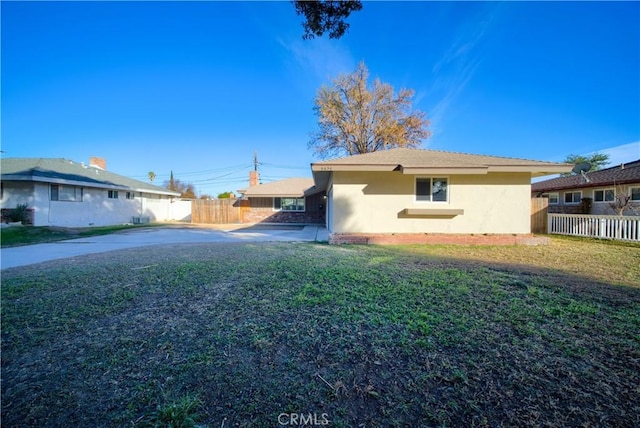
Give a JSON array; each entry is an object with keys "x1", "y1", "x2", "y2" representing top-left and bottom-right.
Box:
[
  {"x1": 126, "y1": 192, "x2": 136, "y2": 200},
  {"x1": 51, "y1": 184, "x2": 83, "y2": 202},
  {"x1": 631, "y1": 187, "x2": 640, "y2": 201},
  {"x1": 564, "y1": 191, "x2": 582, "y2": 204},
  {"x1": 594, "y1": 189, "x2": 615, "y2": 202},
  {"x1": 108, "y1": 190, "x2": 119, "y2": 199},
  {"x1": 274, "y1": 197, "x2": 305, "y2": 211},
  {"x1": 416, "y1": 177, "x2": 448, "y2": 202}
]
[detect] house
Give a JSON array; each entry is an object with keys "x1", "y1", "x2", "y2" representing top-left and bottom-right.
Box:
[
  {"x1": 238, "y1": 171, "x2": 325, "y2": 224},
  {"x1": 0, "y1": 157, "x2": 188, "y2": 227},
  {"x1": 532, "y1": 159, "x2": 640, "y2": 215},
  {"x1": 310, "y1": 148, "x2": 571, "y2": 243}
]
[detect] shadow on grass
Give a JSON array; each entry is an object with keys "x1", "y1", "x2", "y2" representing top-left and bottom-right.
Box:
[{"x1": 1, "y1": 242, "x2": 638, "y2": 427}]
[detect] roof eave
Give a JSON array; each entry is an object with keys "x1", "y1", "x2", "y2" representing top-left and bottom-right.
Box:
[
  {"x1": 400, "y1": 166, "x2": 488, "y2": 175},
  {"x1": 489, "y1": 165, "x2": 574, "y2": 175},
  {"x1": 244, "y1": 193, "x2": 306, "y2": 198},
  {"x1": 310, "y1": 164, "x2": 398, "y2": 172},
  {"x1": 2, "y1": 173, "x2": 179, "y2": 196}
]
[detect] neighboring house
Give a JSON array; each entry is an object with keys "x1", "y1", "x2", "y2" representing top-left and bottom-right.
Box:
[
  {"x1": 532, "y1": 159, "x2": 640, "y2": 215},
  {"x1": 0, "y1": 157, "x2": 188, "y2": 227},
  {"x1": 310, "y1": 148, "x2": 571, "y2": 241},
  {"x1": 238, "y1": 172, "x2": 325, "y2": 224}
]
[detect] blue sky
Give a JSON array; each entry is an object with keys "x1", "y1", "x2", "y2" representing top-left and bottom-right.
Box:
[{"x1": 2, "y1": 1, "x2": 639, "y2": 197}]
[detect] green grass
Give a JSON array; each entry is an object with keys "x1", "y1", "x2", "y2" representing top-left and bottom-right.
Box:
[
  {"x1": 0, "y1": 223, "x2": 163, "y2": 247},
  {"x1": 1, "y1": 241, "x2": 639, "y2": 427}
]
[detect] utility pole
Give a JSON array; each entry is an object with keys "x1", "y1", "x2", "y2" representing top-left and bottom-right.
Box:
[{"x1": 253, "y1": 150, "x2": 258, "y2": 172}]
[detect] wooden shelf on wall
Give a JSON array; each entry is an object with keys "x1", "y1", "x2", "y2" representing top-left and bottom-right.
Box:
[{"x1": 401, "y1": 208, "x2": 464, "y2": 217}]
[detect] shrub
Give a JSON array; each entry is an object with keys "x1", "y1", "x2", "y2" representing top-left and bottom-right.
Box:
[{"x1": 6, "y1": 203, "x2": 30, "y2": 224}]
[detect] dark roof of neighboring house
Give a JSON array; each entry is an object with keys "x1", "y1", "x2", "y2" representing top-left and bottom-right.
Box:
[
  {"x1": 241, "y1": 177, "x2": 317, "y2": 198},
  {"x1": 531, "y1": 160, "x2": 640, "y2": 193},
  {"x1": 1, "y1": 158, "x2": 180, "y2": 196}
]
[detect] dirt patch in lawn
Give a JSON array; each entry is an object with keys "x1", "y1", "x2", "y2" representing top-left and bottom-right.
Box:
[{"x1": 2, "y1": 241, "x2": 639, "y2": 427}]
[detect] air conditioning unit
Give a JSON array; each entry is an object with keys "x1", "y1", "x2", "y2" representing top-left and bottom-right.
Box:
[{"x1": 132, "y1": 216, "x2": 150, "y2": 224}]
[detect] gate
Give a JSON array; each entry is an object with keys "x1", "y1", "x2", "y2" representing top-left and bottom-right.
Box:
[{"x1": 531, "y1": 197, "x2": 548, "y2": 234}]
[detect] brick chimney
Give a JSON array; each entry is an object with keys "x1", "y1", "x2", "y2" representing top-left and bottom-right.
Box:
[
  {"x1": 249, "y1": 170, "x2": 259, "y2": 187},
  {"x1": 89, "y1": 157, "x2": 106, "y2": 170}
]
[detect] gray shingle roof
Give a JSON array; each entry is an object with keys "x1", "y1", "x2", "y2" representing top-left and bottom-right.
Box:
[
  {"x1": 532, "y1": 160, "x2": 640, "y2": 192},
  {"x1": 312, "y1": 148, "x2": 570, "y2": 171},
  {"x1": 311, "y1": 148, "x2": 571, "y2": 188},
  {"x1": 1, "y1": 158, "x2": 180, "y2": 196},
  {"x1": 241, "y1": 177, "x2": 316, "y2": 198}
]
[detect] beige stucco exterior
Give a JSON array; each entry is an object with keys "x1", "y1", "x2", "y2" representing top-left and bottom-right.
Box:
[{"x1": 328, "y1": 171, "x2": 532, "y2": 234}]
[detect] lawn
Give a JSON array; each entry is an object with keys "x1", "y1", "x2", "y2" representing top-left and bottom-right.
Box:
[{"x1": 1, "y1": 240, "x2": 639, "y2": 427}]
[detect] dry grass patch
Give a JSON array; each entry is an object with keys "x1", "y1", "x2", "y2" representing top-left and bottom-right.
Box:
[{"x1": 2, "y1": 239, "x2": 639, "y2": 427}]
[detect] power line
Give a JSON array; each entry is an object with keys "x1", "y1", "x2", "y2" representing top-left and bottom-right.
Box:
[
  {"x1": 128, "y1": 163, "x2": 253, "y2": 179},
  {"x1": 259, "y1": 162, "x2": 309, "y2": 170}
]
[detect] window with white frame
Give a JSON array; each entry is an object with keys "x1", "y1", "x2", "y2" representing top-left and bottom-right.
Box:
[
  {"x1": 631, "y1": 187, "x2": 640, "y2": 201},
  {"x1": 547, "y1": 193, "x2": 559, "y2": 204},
  {"x1": 594, "y1": 189, "x2": 615, "y2": 202},
  {"x1": 274, "y1": 197, "x2": 305, "y2": 211},
  {"x1": 416, "y1": 177, "x2": 448, "y2": 202},
  {"x1": 51, "y1": 184, "x2": 83, "y2": 202},
  {"x1": 564, "y1": 191, "x2": 582, "y2": 204},
  {"x1": 108, "y1": 190, "x2": 119, "y2": 199},
  {"x1": 126, "y1": 191, "x2": 136, "y2": 200}
]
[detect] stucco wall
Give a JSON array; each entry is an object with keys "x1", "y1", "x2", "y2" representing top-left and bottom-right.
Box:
[
  {"x1": 330, "y1": 171, "x2": 532, "y2": 234},
  {"x1": 1, "y1": 181, "x2": 186, "y2": 226}
]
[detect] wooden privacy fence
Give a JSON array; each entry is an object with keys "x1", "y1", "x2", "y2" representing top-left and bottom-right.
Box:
[
  {"x1": 548, "y1": 213, "x2": 640, "y2": 242},
  {"x1": 531, "y1": 197, "x2": 549, "y2": 234},
  {"x1": 191, "y1": 198, "x2": 244, "y2": 224}
]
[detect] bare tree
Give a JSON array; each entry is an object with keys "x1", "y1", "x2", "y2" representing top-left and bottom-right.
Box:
[
  {"x1": 609, "y1": 183, "x2": 638, "y2": 216},
  {"x1": 310, "y1": 61, "x2": 430, "y2": 158}
]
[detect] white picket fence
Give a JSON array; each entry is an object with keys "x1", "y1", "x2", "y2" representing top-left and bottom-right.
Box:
[{"x1": 548, "y1": 214, "x2": 640, "y2": 242}]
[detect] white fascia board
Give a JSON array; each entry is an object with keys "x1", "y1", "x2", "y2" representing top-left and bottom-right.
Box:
[{"x1": 29, "y1": 175, "x2": 130, "y2": 190}]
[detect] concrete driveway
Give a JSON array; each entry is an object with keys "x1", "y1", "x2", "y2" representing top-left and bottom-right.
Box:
[{"x1": 1, "y1": 224, "x2": 329, "y2": 270}]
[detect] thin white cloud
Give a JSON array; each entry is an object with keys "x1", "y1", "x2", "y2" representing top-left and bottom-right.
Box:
[
  {"x1": 278, "y1": 37, "x2": 355, "y2": 84},
  {"x1": 423, "y1": 6, "x2": 498, "y2": 136},
  {"x1": 585, "y1": 141, "x2": 640, "y2": 166}
]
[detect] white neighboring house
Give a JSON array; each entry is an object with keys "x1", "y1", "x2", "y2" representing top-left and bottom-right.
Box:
[{"x1": 0, "y1": 157, "x2": 189, "y2": 227}]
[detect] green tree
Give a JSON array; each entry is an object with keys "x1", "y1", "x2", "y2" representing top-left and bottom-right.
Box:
[
  {"x1": 293, "y1": 0, "x2": 363, "y2": 39},
  {"x1": 310, "y1": 61, "x2": 431, "y2": 158},
  {"x1": 561, "y1": 153, "x2": 610, "y2": 176},
  {"x1": 217, "y1": 191, "x2": 234, "y2": 199},
  {"x1": 168, "y1": 171, "x2": 176, "y2": 191}
]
